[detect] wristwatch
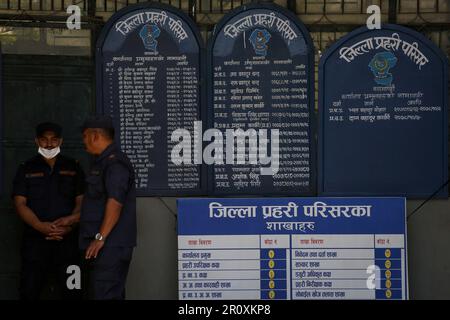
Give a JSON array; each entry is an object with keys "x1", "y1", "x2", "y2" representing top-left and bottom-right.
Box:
[{"x1": 95, "y1": 233, "x2": 104, "y2": 241}]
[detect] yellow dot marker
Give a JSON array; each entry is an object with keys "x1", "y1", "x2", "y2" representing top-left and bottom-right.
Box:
[
  {"x1": 269, "y1": 270, "x2": 275, "y2": 279},
  {"x1": 385, "y1": 260, "x2": 391, "y2": 269},
  {"x1": 268, "y1": 260, "x2": 275, "y2": 269},
  {"x1": 385, "y1": 249, "x2": 391, "y2": 258},
  {"x1": 269, "y1": 290, "x2": 275, "y2": 299},
  {"x1": 269, "y1": 280, "x2": 275, "y2": 289},
  {"x1": 385, "y1": 280, "x2": 392, "y2": 289},
  {"x1": 268, "y1": 250, "x2": 275, "y2": 259},
  {"x1": 385, "y1": 270, "x2": 391, "y2": 279},
  {"x1": 385, "y1": 289, "x2": 392, "y2": 299}
]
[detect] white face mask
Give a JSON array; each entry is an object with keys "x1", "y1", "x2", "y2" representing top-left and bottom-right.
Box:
[{"x1": 38, "y1": 147, "x2": 60, "y2": 160}]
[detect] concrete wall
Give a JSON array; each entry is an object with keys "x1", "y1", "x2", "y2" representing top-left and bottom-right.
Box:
[
  {"x1": 406, "y1": 199, "x2": 450, "y2": 299},
  {"x1": 127, "y1": 197, "x2": 179, "y2": 300},
  {"x1": 122, "y1": 197, "x2": 450, "y2": 300}
]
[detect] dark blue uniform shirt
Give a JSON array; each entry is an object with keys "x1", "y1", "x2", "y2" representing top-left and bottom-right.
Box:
[
  {"x1": 79, "y1": 143, "x2": 137, "y2": 249},
  {"x1": 12, "y1": 155, "x2": 85, "y2": 238}
]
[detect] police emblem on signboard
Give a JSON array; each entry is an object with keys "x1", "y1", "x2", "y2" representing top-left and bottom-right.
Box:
[
  {"x1": 139, "y1": 24, "x2": 161, "y2": 52},
  {"x1": 249, "y1": 29, "x2": 271, "y2": 56},
  {"x1": 368, "y1": 51, "x2": 398, "y2": 86}
]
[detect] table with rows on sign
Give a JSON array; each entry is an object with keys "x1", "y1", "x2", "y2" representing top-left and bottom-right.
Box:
[
  {"x1": 177, "y1": 198, "x2": 408, "y2": 300},
  {"x1": 178, "y1": 234, "x2": 406, "y2": 300}
]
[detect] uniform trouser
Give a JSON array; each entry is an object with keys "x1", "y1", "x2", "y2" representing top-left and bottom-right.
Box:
[
  {"x1": 86, "y1": 246, "x2": 133, "y2": 300},
  {"x1": 20, "y1": 232, "x2": 82, "y2": 300}
]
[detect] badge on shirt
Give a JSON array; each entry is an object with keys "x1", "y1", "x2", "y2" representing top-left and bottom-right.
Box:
[
  {"x1": 25, "y1": 172, "x2": 44, "y2": 178},
  {"x1": 90, "y1": 170, "x2": 101, "y2": 176},
  {"x1": 59, "y1": 170, "x2": 77, "y2": 176}
]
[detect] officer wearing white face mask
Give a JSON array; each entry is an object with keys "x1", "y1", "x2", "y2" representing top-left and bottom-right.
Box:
[{"x1": 12, "y1": 122, "x2": 85, "y2": 300}]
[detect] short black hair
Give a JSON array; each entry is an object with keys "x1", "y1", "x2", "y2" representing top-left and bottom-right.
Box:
[
  {"x1": 99, "y1": 127, "x2": 115, "y2": 140},
  {"x1": 81, "y1": 115, "x2": 114, "y2": 131},
  {"x1": 35, "y1": 122, "x2": 62, "y2": 138}
]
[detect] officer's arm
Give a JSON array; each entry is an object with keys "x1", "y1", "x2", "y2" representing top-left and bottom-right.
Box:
[
  {"x1": 99, "y1": 162, "x2": 130, "y2": 240},
  {"x1": 98, "y1": 198, "x2": 123, "y2": 240},
  {"x1": 71, "y1": 160, "x2": 85, "y2": 223},
  {"x1": 85, "y1": 162, "x2": 129, "y2": 258},
  {"x1": 85, "y1": 197, "x2": 123, "y2": 259},
  {"x1": 12, "y1": 164, "x2": 52, "y2": 235},
  {"x1": 55, "y1": 195, "x2": 83, "y2": 227},
  {"x1": 53, "y1": 161, "x2": 85, "y2": 228},
  {"x1": 13, "y1": 196, "x2": 52, "y2": 235},
  {"x1": 72, "y1": 194, "x2": 83, "y2": 219}
]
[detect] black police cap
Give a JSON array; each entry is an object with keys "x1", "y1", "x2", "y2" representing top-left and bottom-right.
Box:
[
  {"x1": 81, "y1": 115, "x2": 114, "y2": 131},
  {"x1": 35, "y1": 122, "x2": 62, "y2": 138}
]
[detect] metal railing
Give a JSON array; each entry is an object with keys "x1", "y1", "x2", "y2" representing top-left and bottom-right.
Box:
[
  {"x1": 0, "y1": 0, "x2": 448, "y2": 53},
  {"x1": 0, "y1": 0, "x2": 448, "y2": 15}
]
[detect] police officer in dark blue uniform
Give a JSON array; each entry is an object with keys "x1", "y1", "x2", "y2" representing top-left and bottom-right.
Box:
[
  {"x1": 80, "y1": 115, "x2": 136, "y2": 300},
  {"x1": 12, "y1": 122, "x2": 85, "y2": 300}
]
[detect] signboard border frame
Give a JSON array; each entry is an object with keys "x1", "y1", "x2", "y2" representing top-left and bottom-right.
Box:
[
  {"x1": 95, "y1": 2, "x2": 208, "y2": 197},
  {"x1": 177, "y1": 196, "x2": 409, "y2": 300},
  {"x1": 318, "y1": 24, "x2": 449, "y2": 198},
  {"x1": 206, "y1": 2, "x2": 317, "y2": 197}
]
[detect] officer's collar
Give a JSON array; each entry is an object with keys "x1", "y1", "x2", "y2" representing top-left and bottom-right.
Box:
[{"x1": 95, "y1": 143, "x2": 117, "y2": 163}]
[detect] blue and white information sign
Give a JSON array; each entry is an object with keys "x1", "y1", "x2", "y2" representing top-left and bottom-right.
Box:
[{"x1": 178, "y1": 197, "x2": 408, "y2": 300}]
